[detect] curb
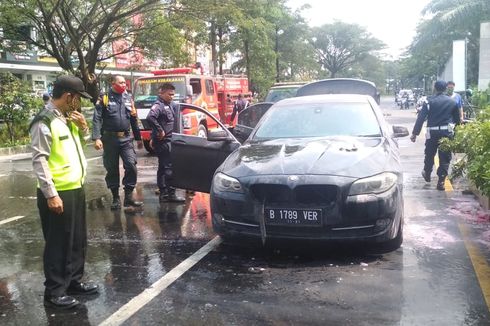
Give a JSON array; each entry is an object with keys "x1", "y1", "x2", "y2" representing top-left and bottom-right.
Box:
[{"x1": 0, "y1": 145, "x2": 31, "y2": 156}]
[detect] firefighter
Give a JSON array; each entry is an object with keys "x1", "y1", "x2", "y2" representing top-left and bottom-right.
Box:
[
  {"x1": 410, "y1": 80, "x2": 461, "y2": 190},
  {"x1": 146, "y1": 83, "x2": 185, "y2": 202},
  {"x1": 30, "y1": 75, "x2": 98, "y2": 309},
  {"x1": 92, "y1": 75, "x2": 144, "y2": 209}
]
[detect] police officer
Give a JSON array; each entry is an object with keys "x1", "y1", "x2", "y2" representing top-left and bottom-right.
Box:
[
  {"x1": 146, "y1": 83, "x2": 185, "y2": 202},
  {"x1": 410, "y1": 80, "x2": 461, "y2": 190},
  {"x1": 92, "y1": 75, "x2": 143, "y2": 209},
  {"x1": 30, "y1": 75, "x2": 98, "y2": 309}
]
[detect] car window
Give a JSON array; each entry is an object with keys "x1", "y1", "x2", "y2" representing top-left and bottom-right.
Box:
[
  {"x1": 253, "y1": 101, "x2": 381, "y2": 139},
  {"x1": 264, "y1": 87, "x2": 300, "y2": 102},
  {"x1": 237, "y1": 102, "x2": 274, "y2": 128}
]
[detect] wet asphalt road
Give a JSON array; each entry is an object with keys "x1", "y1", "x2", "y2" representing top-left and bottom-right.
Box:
[{"x1": 0, "y1": 97, "x2": 489, "y2": 325}]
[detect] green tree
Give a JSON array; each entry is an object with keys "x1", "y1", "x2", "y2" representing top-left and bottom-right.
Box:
[
  {"x1": 0, "y1": 73, "x2": 41, "y2": 144},
  {"x1": 310, "y1": 22, "x2": 385, "y2": 78},
  {"x1": 408, "y1": 0, "x2": 490, "y2": 87},
  {"x1": 0, "y1": 0, "x2": 184, "y2": 102}
]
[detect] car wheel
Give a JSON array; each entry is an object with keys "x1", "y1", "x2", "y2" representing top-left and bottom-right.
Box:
[
  {"x1": 197, "y1": 124, "x2": 207, "y2": 138},
  {"x1": 143, "y1": 140, "x2": 154, "y2": 154}
]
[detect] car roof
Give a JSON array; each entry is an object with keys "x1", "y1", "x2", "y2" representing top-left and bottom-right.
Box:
[{"x1": 275, "y1": 94, "x2": 374, "y2": 105}]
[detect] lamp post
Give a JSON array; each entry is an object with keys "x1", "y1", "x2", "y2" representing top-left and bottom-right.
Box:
[{"x1": 275, "y1": 27, "x2": 283, "y2": 82}]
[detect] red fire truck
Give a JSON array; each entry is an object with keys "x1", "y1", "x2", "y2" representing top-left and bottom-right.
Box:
[{"x1": 133, "y1": 68, "x2": 249, "y2": 152}]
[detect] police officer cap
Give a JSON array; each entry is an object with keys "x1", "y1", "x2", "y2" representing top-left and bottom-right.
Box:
[
  {"x1": 42, "y1": 92, "x2": 50, "y2": 101},
  {"x1": 434, "y1": 80, "x2": 447, "y2": 92},
  {"x1": 54, "y1": 75, "x2": 92, "y2": 99}
]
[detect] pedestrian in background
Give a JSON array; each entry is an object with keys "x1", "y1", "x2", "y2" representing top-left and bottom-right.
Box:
[
  {"x1": 410, "y1": 80, "x2": 461, "y2": 190},
  {"x1": 42, "y1": 92, "x2": 50, "y2": 106},
  {"x1": 92, "y1": 75, "x2": 144, "y2": 210},
  {"x1": 30, "y1": 75, "x2": 98, "y2": 309},
  {"x1": 446, "y1": 81, "x2": 464, "y2": 121},
  {"x1": 229, "y1": 93, "x2": 249, "y2": 124},
  {"x1": 146, "y1": 83, "x2": 185, "y2": 203}
]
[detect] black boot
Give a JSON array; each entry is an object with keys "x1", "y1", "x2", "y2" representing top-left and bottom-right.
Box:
[
  {"x1": 110, "y1": 189, "x2": 121, "y2": 210},
  {"x1": 166, "y1": 188, "x2": 186, "y2": 203},
  {"x1": 436, "y1": 178, "x2": 445, "y2": 191},
  {"x1": 124, "y1": 190, "x2": 143, "y2": 207}
]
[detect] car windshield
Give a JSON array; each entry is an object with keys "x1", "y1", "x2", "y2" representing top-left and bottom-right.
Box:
[
  {"x1": 253, "y1": 101, "x2": 381, "y2": 139},
  {"x1": 133, "y1": 77, "x2": 187, "y2": 104}
]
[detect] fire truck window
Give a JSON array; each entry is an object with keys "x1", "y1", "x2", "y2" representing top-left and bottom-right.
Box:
[
  {"x1": 190, "y1": 79, "x2": 201, "y2": 99},
  {"x1": 205, "y1": 79, "x2": 215, "y2": 95}
]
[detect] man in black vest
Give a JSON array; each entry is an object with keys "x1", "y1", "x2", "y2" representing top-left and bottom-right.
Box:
[
  {"x1": 92, "y1": 75, "x2": 144, "y2": 209},
  {"x1": 410, "y1": 80, "x2": 461, "y2": 190},
  {"x1": 146, "y1": 83, "x2": 185, "y2": 202}
]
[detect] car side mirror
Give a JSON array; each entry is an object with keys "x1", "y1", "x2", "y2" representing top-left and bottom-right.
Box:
[
  {"x1": 392, "y1": 125, "x2": 409, "y2": 138},
  {"x1": 207, "y1": 130, "x2": 231, "y2": 142}
]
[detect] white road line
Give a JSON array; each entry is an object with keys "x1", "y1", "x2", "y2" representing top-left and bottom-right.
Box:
[
  {"x1": 99, "y1": 236, "x2": 222, "y2": 326},
  {"x1": 87, "y1": 156, "x2": 102, "y2": 162},
  {"x1": 0, "y1": 216, "x2": 26, "y2": 226},
  {"x1": 0, "y1": 174, "x2": 7, "y2": 177}
]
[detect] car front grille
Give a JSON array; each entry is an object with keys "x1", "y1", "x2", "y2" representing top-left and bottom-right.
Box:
[{"x1": 250, "y1": 184, "x2": 338, "y2": 205}]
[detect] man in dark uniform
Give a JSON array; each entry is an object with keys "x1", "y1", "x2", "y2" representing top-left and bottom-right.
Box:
[
  {"x1": 410, "y1": 80, "x2": 461, "y2": 190},
  {"x1": 92, "y1": 75, "x2": 144, "y2": 209},
  {"x1": 146, "y1": 83, "x2": 185, "y2": 202},
  {"x1": 229, "y1": 93, "x2": 248, "y2": 124}
]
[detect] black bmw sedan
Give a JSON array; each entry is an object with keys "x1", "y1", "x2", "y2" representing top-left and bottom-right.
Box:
[{"x1": 169, "y1": 94, "x2": 409, "y2": 250}]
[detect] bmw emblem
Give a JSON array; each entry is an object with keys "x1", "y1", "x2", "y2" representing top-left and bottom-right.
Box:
[{"x1": 288, "y1": 175, "x2": 299, "y2": 182}]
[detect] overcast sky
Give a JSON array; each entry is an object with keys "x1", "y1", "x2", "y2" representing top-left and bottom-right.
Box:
[{"x1": 287, "y1": 0, "x2": 431, "y2": 59}]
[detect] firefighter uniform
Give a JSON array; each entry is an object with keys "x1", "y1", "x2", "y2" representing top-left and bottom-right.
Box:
[
  {"x1": 411, "y1": 81, "x2": 461, "y2": 190},
  {"x1": 146, "y1": 97, "x2": 184, "y2": 202},
  {"x1": 92, "y1": 89, "x2": 142, "y2": 208}
]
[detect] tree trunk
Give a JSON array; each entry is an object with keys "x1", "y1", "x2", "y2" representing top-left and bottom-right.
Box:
[
  {"x1": 244, "y1": 39, "x2": 251, "y2": 87},
  {"x1": 210, "y1": 21, "x2": 217, "y2": 75},
  {"x1": 218, "y1": 26, "x2": 224, "y2": 75}
]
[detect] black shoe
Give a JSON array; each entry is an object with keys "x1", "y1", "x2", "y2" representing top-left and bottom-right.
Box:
[
  {"x1": 44, "y1": 295, "x2": 80, "y2": 309},
  {"x1": 437, "y1": 180, "x2": 445, "y2": 191},
  {"x1": 110, "y1": 197, "x2": 121, "y2": 210},
  {"x1": 124, "y1": 194, "x2": 143, "y2": 207},
  {"x1": 421, "y1": 170, "x2": 431, "y2": 182},
  {"x1": 67, "y1": 282, "x2": 99, "y2": 295},
  {"x1": 159, "y1": 193, "x2": 185, "y2": 203}
]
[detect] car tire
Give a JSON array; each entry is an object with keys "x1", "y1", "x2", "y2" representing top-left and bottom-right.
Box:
[
  {"x1": 143, "y1": 140, "x2": 154, "y2": 154},
  {"x1": 197, "y1": 124, "x2": 207, "y2": 138}
]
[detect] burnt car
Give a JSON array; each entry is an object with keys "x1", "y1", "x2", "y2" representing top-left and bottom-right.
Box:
[
  {"x1": 169, "y1": 94, "x2": 408, "y2": 250},
  {"x1": 296, "y1": 78, "x2": 381, "y2": 104}
]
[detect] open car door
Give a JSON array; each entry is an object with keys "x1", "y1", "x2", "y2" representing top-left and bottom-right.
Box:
[
  {"x1": 232, "y1": 102, "x2": 274, "y2": 143},
  {"x1": 170, "y1": 104, "x2": 241, "y2": 193}
]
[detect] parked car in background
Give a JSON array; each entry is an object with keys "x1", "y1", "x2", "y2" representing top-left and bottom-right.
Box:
[
  {"x1": 168, "y1": 94, "x2": 409, "y2": 251},
  {"x1": 264, "y1": 82, "x2": 307, "y2": 103}
]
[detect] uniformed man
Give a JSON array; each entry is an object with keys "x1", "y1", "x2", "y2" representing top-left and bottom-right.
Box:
[
  {"x1": 146, "y1": 83, "x2": 185, "y2": 202},
  {"x1": 92, "y1": 75, "x2": 144, "y2": 210},
  {"x1": 446, "y1": 81, "x2": 464, "y2": 120},
  {"x1": 410, "y1": 80, "x2": 461, "y2": 190},
  {"x1": 30, "y1": 75, "x2": 98, "y2": 309}
]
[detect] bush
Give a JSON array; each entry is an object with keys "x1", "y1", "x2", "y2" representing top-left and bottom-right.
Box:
[
  {"x1": 0, "y1": 73, "x2": 42, "y2": 145},
  {"x1": 440, "y1": 90, "x2": 490, "y2": 196}
]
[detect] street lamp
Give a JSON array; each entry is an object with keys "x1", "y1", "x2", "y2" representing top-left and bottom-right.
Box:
[{"x1": 275, "y1": 27, "x2": 284, "y2": 82}]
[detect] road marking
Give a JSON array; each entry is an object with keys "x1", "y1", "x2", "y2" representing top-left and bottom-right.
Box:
[
  {"x1": 99, "y1": 236, "x2": 222, "y2": 326},
  {"x1": 87, "y1": 156, "x2": 102, "y2": 162},
  {"x1": 0, "y1": 174, "x2": 7, "y2": 177},
  {"x1": 458, "y1": 223, "x2": 490, "y2": 311},
  {"x1": 0, "y1": 216, "x2": 25, "y2": 226}
]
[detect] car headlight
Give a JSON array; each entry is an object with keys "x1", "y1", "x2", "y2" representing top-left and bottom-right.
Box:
[
  {"x1": 348, "y1": 172, "x2": 398, "y2": 195},
  {"x1": 213, "y1": 173, "x2": 244, "y2": 193}
]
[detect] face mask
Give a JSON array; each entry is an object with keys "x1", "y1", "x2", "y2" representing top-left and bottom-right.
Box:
[
  {"x1": 447, "y1": 88, "x2": 454, "y2": 95},
  {"x1": 113, "y1": 83, "x2": 127, "y2": 94}
]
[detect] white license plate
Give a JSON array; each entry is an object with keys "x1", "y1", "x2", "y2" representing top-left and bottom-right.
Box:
[{"x1": 265, "y1": 208, "x2": 322, "y2": 226}]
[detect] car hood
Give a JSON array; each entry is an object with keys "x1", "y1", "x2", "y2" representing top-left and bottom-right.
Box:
[{"x1": 222, "y1": 137, "x2": 400, "y2": 179}]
